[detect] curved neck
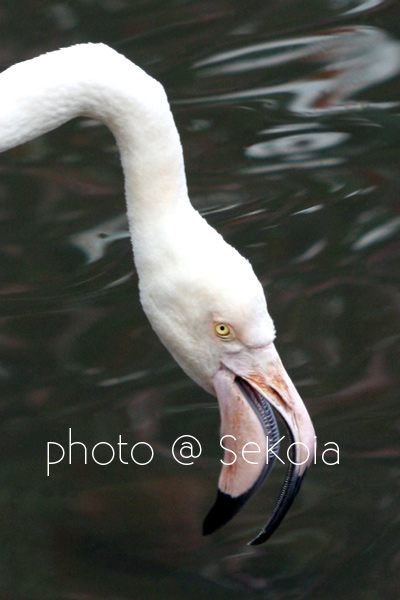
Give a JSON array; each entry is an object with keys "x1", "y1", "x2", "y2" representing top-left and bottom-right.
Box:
[{"x1": 0, "y1": 44, "x2": 191, "y2": 228}]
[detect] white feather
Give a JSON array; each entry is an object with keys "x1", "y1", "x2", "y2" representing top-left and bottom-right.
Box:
[{"x1": 0, "y1": 44, "x2": 276, "y2": 392}]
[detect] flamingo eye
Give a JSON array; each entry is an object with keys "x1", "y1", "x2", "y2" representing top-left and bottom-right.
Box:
[{"x1": 214, "y1": 323, "x2": 231, "y2": 338}]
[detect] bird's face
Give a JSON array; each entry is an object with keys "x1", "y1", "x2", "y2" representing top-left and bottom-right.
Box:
[{"x1": 139, "y1": 223, "x2": 315, "y2": 544}]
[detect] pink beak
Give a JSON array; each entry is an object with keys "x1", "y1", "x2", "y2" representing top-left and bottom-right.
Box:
[{"x1": 203, "y1": 343, "x2": 315, "y2": 545}]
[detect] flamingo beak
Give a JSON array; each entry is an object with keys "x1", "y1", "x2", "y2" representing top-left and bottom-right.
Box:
[{"x1": 203, "y1": 343, "x2": 315, "y2": 545}]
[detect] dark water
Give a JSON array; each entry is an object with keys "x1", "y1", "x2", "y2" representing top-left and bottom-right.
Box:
[{"x1": 0, "y1": 1, "x2": 399, "y2": 599}]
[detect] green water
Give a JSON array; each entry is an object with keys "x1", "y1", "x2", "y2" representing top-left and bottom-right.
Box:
[{"x1": 0, "y1": 1, "x2": 399, "y2": 598}]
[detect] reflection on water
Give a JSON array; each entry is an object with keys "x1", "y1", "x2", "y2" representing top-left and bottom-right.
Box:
[
  {"x1": 191, "y1": 26, "x2": 400, "y2": 112},
  {"x1": 0, "y1": 1, "x2": 399, "y2": 599}
]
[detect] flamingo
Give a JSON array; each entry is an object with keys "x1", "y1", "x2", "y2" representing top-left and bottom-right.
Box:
[{"x1": 0, "y1": 44, "x2": 315, "y2": 545}]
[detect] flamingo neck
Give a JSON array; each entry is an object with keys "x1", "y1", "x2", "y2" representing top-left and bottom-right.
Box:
[{"x1": 0, "y1": 44, "x2": 192, "y2": 233}]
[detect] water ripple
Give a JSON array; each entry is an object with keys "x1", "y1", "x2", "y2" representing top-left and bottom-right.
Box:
[{"x1": 183, "y1": 26, "x2": 400, "y2": 115}]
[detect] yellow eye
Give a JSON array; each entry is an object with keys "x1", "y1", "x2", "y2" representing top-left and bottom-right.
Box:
[{"x1": 214, "y1": 323, "x2": 231, "y2": 338}]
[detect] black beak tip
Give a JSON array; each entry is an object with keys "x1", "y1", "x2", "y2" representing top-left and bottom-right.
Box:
[
  {"x1": 202, "y1": 489, "x2": 249, "y2": 536},
  {"x1": 247, "y1": 530, "x2": 272, "y2": 546},
  {"x1": 202, "y1": 518, "x2": 215, "y2": 537},
  {"x1": 247, "y1": 468, "x2": 309, "y2": 546}
]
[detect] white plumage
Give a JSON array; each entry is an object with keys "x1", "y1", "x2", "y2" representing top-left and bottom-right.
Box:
[{"x1": 0, "y1": 44, "x2": 314, "y2": 544}]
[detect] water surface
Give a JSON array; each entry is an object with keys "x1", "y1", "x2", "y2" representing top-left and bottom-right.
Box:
[{"x1": 0, "y1": 1, "x2": 399, "y2": 599}]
